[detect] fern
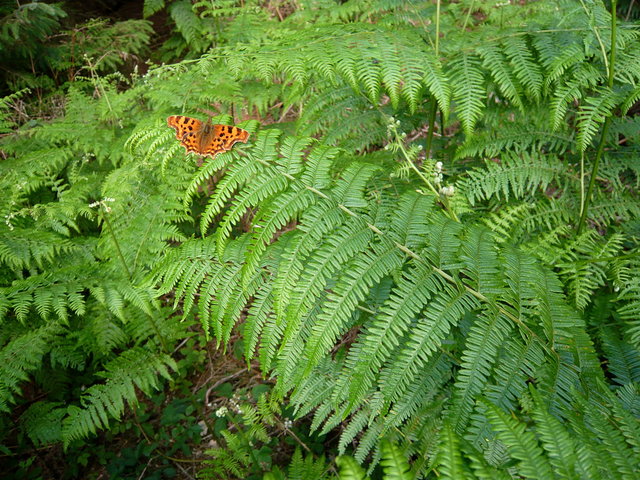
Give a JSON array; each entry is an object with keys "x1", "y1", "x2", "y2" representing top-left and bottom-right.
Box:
[
  {"x1": 3, "y1": 1, "x2": 640, "y2": 478},
  {"x1": 61, "y1": 347, "x2": 176, "y2": 447},
  {"x1": 449, "y1": 54, "x2": 486, "y2": 135}
]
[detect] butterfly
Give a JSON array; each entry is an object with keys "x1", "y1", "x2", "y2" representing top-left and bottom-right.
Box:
[{"x1": 167, "y1": 115, "x2": 250, "y2": 159}]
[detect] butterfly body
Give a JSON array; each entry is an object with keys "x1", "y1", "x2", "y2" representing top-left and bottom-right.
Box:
[{"x1": 167, "y1": 115, "x2": 249, "y2": 159}]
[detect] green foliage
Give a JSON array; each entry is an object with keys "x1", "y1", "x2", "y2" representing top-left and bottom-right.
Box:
[
  {"x1": 0, "y1": 2, "x2": 152, "y2": 96},
  {"x1": 200, "y1": 392, "x2": 293, "y2": 479},
  {"x1": 2, "y1": 0, "x2": 640, "y2": 478}
]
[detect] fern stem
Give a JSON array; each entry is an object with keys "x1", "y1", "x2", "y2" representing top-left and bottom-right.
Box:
[
  {"x1": 434, "y1": 0, "x2": 441, "y2": 55},
  {"x1": 577, "y1": 0, "x2": 617, "y2": 234},
  {"x1": 101, "y1": 210, "x2": 132, "y2": 280},
  {"x1": 425, "y1": 99, "x2": 438, "y2": 160},
  {"x1": 579, "y1": 0, "x2": 610, "y2": 75},
  {"x1": 396, "y1": 136, "x2": 459, "y2": 222},
  {"x1": 424, "y1": 0, "x2": 441, "y2": 160},
  {"x1": 579, "y1": 151, "x2": 585, "y2": 218},
  {"x1": 462, "y1": 0, "x2": 476, "y2": 31}
]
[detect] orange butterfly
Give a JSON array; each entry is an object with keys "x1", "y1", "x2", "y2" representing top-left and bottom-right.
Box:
[{"x1": 167, "y1": 115, "x2": 249, "y2": 159}]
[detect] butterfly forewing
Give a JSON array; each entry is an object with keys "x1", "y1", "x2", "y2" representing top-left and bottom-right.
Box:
[
  {"x1": 167, "y1": 115, "x2": 203, "y2": 140},
  {"x1": 167, "y1": 116, "x2": 250, "y2": 159}
]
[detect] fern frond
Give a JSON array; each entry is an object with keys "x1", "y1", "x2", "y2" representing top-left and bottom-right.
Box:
[
  {"x1": 502, "y1": 36, "x2": 543, "y2": 102},
  {"x1": 478, "y1": 44, "x2": 524, "y2": 111},
  {"x1": 336, "y1": 455, "x2": 369, "y2": 480},
  {"x1": 0, "y1": 324, "x2": 62, "y2": 412},
  {"x1": 435, "y1": 423, "x2": 470, "y2": 480},
  {"x1": 339, "y1": 262, "x2": 441, "y2": 410},
  {"x1": 459, "y1": 152, "x2": 566, "y2": 206},
  {"x1": 61, "y1": 347, "x2": 176, "y2": 447},
  {"x1": 480, "y1": 398, "x2": 554, "y2": 480},
  {"x1": 449, "y1": 54, "x2": 485, "y2": 135},
  {"x1": 380, "y1": 440, "x2": 413, "y2": 480},
  {"x1": 576, "y1": 88, "x2": 622, "y2": 151},
  {"x1": 527, "y1": 386, "x2": 580, "y2": 480},
  {"x1": 447, "y1": 311, "x2": 511, "y2": 433}
]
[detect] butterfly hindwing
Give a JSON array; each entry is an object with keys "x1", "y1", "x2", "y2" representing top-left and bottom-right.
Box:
[{"x1": 181, "y1": 131, "x2": 202, "y2": 154}]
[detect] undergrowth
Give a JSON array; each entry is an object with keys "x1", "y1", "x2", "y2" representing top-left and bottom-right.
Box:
[{"x1": 1, "y1": 0, "x2": 639, "y2": 478}]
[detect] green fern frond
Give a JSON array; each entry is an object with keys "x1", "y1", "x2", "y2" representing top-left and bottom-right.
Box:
[
  {"x1": 435, "y1": 423, "x2": 470, "y2": 480},
  {"x1": 448, "y1": 311, "x2": 512, "y2": 433},
  {"x1": 480, "y1": 398, "x2": 554, "y2": 480},
  {"x1": 528, "y1": 386, "x2": 580, "y2": 479},
  {"x1": 0, "y1": 324, "x2": 62, "y2": 412},
  {"x1": 449, "y1": 54, "x2": 485, "y2": 136},
  {"x1": 337, "y1": 454, "x2": 369, "y2": 480},
  {"x1": 478, "y1": 44, "x2": 524, "y2": 111},
  {"x1": 340, "y1": 262, "x2": 441, "y2": 410},
  {"x1": 459, "y1": 152, "x2": 566, "y2": 206},
  {"x1": 380, "y1": 439, "x2": 413, "y2": 480},
  {"x1": 576, "y1": 88, "x2": 622, "y2": 151},
  {"x1": 61, "y1": 347, "x2": 176, "y2": 447},
  {"x1": 502, "y1": 36, "x2": 543, "y2": 102}
]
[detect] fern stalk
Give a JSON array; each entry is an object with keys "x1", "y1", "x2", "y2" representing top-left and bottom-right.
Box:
[
  {"x1": 425, "y1": 0, "x2": 441, "y2": 159},
  {"x1": 577, "y1": 0, "x2": 617, "y2": 234},
  {"x1": 101, "y1": 210, "x2": 132, "y2": 280},
  {"x1": 425, "y1": 99, "x2": 438, "y2": 160},
  {"x1": 434, "y1": 0, "x2": 441, "y2": 55},
  {"x1": 389, "y1": 123, "x2": 459, "y2": 222}
]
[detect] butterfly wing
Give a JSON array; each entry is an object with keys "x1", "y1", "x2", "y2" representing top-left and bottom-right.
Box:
[
  {"x1": 181, "y1": 132, "x2": 204, "y2": 155},
  {"x1": 167, "y1": 115, "x2": 203, "y2": 141},
  {"x1": 201, "y1": 124, "x2": 250, "y2": 159}
]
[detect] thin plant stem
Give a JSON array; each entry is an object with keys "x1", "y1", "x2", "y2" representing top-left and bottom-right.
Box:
[
  {"x1": 425, "y1": 99, "x2": 438, "y2": 159},
  {"x1": 577, "y1": 0, "x2": 617, "y2": 233},
  {"x1": 434, "y1": 0, "x2": 441, "y2": 55},
  {"x1": 579, "y1": 150, "x2": 585, "y2": 218},
  {"x1": 101, "y1": 209, "x2": 132, "y2": 280},
  {"x1": 424, "y1": 0, "x2": 441, "y2": 159},
  {"x1": 462, "y1": 0, "x2": 476, "y2": 31}
]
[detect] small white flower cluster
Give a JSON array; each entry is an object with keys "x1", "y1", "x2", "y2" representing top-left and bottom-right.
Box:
[
  {"x1": 215, "y1": 406, "x2": 228, "y2": 418},
  {"x1": 439, "y1": 185, "x2": 455, "y2": 197},
  {"x1": 283, "y1": 418, "x2": 293, "y2": 429},
  {"x1": 88, "y1": 197, "x2": 116, "y2": 213},
  {"x1": 433, "y1": 161, "x2": 455, "y2": 197},
  {"x1": 4, "y1": 212, "x2": 15, "y2": 231},
  {"x1": 229, "y1": 394, "x2": 243, "y2": 415},
  {"x1": 433, "y1": 161, "x2": 444, "y2": 185},
  {"x1": 386, "y1": 116, "x2": 403, "y2": 135}
]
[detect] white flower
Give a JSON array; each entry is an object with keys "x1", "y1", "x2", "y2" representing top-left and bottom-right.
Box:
[
  {"x1": 435, "y1": 161, "x2": 443, "y2": 172},
  {"x1": 4, "y1": 213, "x2": 15, "y2": 231},
  {"x1": 215, "y1": 406, "x2": 228, "y2": 417},
  {"x1": 439, "y1": 185, "x2": 455, "y2": 197}
]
